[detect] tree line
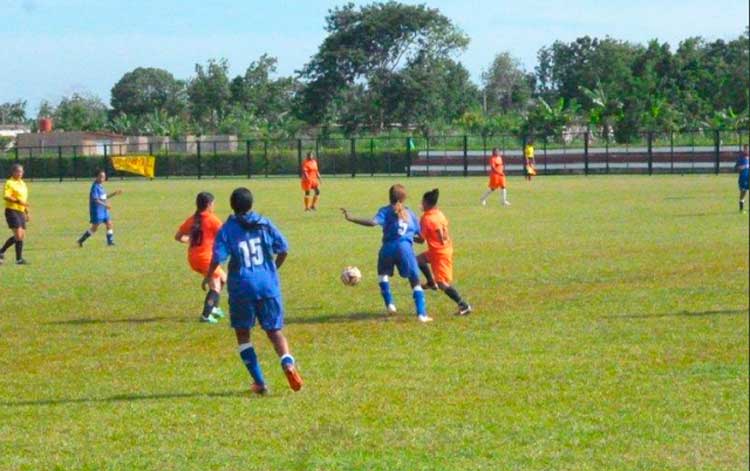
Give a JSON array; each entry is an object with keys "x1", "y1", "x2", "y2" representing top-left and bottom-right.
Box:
[{"x1": 1, "y1": 1, "x2": 748, "y2": 144}]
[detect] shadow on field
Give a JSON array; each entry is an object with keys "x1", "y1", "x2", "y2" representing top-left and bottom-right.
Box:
[
  {"x1": 0, "y1": 390, "x2": 252, "y2": 407},
  {"x1": 45, "y1": 316, "x2": 190, "y2": 325},
  {"x1": 603, "y1": 308, "x2": 748, "y2": 320},
  {"x1": 287, "y1": 311, "x2": 386, "y2": 325}
]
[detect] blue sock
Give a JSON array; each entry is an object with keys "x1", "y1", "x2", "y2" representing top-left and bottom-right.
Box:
[
  {"x1": 106, "y1": 229, "x2": 114, "y2": 245},
  {"x1": 238, "y1": 344, "x2": 265, "y2": 385},
  {"x1": 280, "y1": 354, "x2": 295, "y2": 369},
  {"x1": 412, "y1": 286, "x2": 426, "y2": 316},
  {"x1": 378, "y1": 280, "x2": 394, "y2": 306}
]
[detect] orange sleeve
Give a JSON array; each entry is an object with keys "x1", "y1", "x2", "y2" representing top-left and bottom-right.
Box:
[{"x1": 178, "y1": 216, "x2": 193, "y2": 234}]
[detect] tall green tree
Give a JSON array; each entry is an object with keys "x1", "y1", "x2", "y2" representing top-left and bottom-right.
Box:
[
  {"x1": 230, "y1": 54, "x2": 297, "y2": 127},
  {"x1": 297, "y1": 1, "x2": 469, "y2": 126},
  {"x1": 0, "y1": 100, "x2": 27, "y2": 124},
  {"x1": 187, "y1": 59, "x2": 232, "y2": 130},
  {"x1": 111, "y1": 67, "x2": 185, "y2": 117},
  {"x1": 53, "y1": 94, "x2": 108, "y2": 132},
  {"x1": 481, "y1": 52, "x2": 533, "y2": 114}
]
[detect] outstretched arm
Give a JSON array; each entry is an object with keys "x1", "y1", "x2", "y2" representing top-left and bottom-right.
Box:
[{"x1": 340, "y1": 208, "x2": 377, "y2": 227}]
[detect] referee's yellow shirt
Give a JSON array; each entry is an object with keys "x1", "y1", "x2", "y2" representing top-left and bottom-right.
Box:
[
  {"x1": 524, "y1": 145, "x2": 535, "y2": 159},
  {"x1": 4, "y1": 178, "x2": 28, "y2": 212}
]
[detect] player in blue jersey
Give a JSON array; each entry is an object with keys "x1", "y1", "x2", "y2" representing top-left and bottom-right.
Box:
[
  {"x1": 736, "y1": 144, "x2": 749, "y2": 213},
  {"x1": 77, "y1": 169, "x2": 122, "y2": 247},
  {"x1": 203, "y1": 187, "x2": 302, "y2": 394},
  {"x1": 340, "y1": 184, "x2": 433, "y2": 323}
]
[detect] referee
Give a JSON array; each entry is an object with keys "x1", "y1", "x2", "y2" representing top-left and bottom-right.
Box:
[{"x1": 1, "y1": 163, "x2": 30, "y2": 265}]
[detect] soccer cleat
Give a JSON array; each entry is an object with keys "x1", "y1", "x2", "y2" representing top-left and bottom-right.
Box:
[
  {"x1": 251, "y1": 383, "x2": 268, "y2": 395},
  {"x1": 503, "y1": 201, "x2": 511, "y2": 206},
  {"x1": 480, "y1": 199, "x2": 487, "y2": 206},
  {"x1": 211, "y1": 307, "x2": 225, "y2": 319},
  {"x1": 77, "y1": 240, "x2": 84, "y2": 247},
  {"x1": 421, "y1": 282, "x2": 438, "y2": 291},
  {"x1": 455, "y1": 304, "x2": 473, "y2": 316},
  {"x1": 283, "y1": 364, "x2": 303, "y2": 391},
  {"x1": 386, "y1": 303, "x2": 397, "y2": 315},
  {"x1": 15, "y1": 259, "x2": 29, "y2": 265},
  {"x1": 199, "y1": 314, "x2": 218, "y2": 324},
  {"x1": 0, "y1": 253, "x2": 3, "y2": 265},
  {"x1": 417, "y1": 315, "x2": 434, "y2": 323}
]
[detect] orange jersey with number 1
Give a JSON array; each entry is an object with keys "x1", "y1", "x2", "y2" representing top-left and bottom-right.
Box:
[{"x1": 301, "y1": 159, "x2": 320, "y2": 191}]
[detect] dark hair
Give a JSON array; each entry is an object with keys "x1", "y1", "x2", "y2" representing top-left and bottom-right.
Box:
[
  {"x1": 422, "y1": 188, "x2": 439, "y2": 208},
  {"x1": 306, "y1": 151, "x2": 314, "y2": 158},
  {"x1": 94, "y1": 168, "x2": 105, "y2": 178},
  {"x1": 492, "y1": 147, "x2": 500, "y2": 155},
  {"x1": 389, "y1": 184, "x2": 408, "y2": 221},
  {"x1": 230, "y1": 188, "x2": 262, "y2": 231},
  {"x1": 190, "y1": 192, "x2": 214, "y2": 247},
  {"x1": 10, "y1": 163, "x2": 23, "y2": 175}
]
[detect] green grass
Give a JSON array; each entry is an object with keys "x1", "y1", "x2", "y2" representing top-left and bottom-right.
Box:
[{"x1": 0, "y1": 175, "x2": 747, "y2": 470}]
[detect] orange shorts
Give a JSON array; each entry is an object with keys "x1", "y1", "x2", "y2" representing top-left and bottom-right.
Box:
[
  {"x1": 189, "y1": 257, "x2": 226, "y2": 280},
  {"x1": 424, "y1": 251, "x2": 453, "y2": 284},
  {"x1": 301, "y1": 180, "x2": 320, "y2": 192},
  {"x1": 489, "y1": 174, "x2": 506, "y2": 190}
]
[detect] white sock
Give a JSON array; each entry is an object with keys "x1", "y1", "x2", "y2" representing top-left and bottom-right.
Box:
[
  {"x1": 480, "y1": 189, "x2": 492, "y2": 202},
  {"x1": 501, "y1": 189, "x2": 508, "y2": 202}
]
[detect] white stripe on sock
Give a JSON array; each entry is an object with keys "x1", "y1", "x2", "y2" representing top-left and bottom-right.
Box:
[{"x1": 237, "y1": 343, "x2": 254, "y2": 353}]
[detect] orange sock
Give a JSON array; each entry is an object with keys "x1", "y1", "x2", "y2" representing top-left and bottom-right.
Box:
[
  {"x1": 304, "y1": 196, "x2": 310, "y2": 209},
  {"x1": 312, "y1": 196, "x2": 319, "y2": 209}
]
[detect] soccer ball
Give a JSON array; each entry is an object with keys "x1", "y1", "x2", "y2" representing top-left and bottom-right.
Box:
[{"x1": 340, "y1": 266, "x2": 362, "y2": 286}]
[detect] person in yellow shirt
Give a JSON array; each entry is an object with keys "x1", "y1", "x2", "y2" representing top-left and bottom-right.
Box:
[
  {"x1": 1, "y1": 164, "x2": 30, "y2": 265},
  {"x1": 524, "y1": 140, "x2": 537, "y2": 181}
]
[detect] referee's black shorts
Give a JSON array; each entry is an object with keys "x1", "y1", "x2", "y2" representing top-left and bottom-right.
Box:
[{"x1": 5, "y1": 208, "x2": 26, "y2": 229}]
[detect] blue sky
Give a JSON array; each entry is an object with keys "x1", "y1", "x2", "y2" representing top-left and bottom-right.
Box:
[{"x1": 1, "y1": 0, "x2": 747, "y2": 114}]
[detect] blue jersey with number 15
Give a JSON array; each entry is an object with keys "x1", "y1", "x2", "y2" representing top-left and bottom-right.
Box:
[
  {"x1": 212, "y1": 212, "x2": 289, "y2": 300},
  {"x1": 373, "y1": 205, "x2": 420, "y2": 243}
]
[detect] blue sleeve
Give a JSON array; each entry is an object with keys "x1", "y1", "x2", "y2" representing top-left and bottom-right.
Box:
[
  {"x1": 410, "y1": 210, "x2": 421, "y2": 234},
  {"x1": 212, "y1": 226, "x2": 231, "y2": 263},
  {"x1": 267, "y1": 221, "x2": 289, "y2": 254},
  {"x1": 373, "y1": 207, "x2": 387, "y2": 226}
]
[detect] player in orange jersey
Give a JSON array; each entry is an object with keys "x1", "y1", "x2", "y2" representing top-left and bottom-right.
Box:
[
  {"x1": 415, "y1": 189, "x2": 472, "y2": 316},
  {"x1": 480, "y1": 147, "x2": 510, "y2": 206},
  {"x1": 175, "y1": 192, "x2": 226, "y2": 323},
  {"x1": 301, "y1": 151, "x2": 321, "y2": 211}
]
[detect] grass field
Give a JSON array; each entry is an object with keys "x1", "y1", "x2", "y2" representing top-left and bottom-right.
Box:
[{"x1": 0, "y1": 175, "x2": 747, "y2": 470}]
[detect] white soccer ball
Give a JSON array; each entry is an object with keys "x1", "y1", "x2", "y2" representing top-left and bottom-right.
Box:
[{"x1": 340, "y1": 266, "x2": 362, "y2": 286}]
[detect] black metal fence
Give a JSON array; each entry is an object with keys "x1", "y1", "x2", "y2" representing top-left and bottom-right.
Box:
[{"x1": 3, "y1": 129, "x2": 748, "y2": 181}]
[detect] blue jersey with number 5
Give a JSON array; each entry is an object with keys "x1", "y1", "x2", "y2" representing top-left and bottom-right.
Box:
[
  {"x1": 373, "y1": 205, "x2": 420, "y2": 244},
  {"x1": 212, "y1": 212, "x2": 289, "y2": 300}
]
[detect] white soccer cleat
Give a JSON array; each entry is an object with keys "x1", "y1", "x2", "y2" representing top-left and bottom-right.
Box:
[
  {"x1": 417, "y1": 315, "x2": 434, "y2": 323},
  {"x1": 387, "y1": 304, "x2": 397, "y2": 315},
  {"x1": 480, "y1": 199, "x2": 487, "y2": 206},
  {"x1": 503, "y1": 201, "x2": 511, "y2": 206}
]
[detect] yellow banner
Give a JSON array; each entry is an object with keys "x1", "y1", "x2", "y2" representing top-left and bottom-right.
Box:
[{"x1": 111, "y1": 155, "x2": 155, "y2": 178}]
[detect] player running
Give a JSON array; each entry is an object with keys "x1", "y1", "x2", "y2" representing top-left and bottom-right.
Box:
[
  {"x1": 415, "y1": 189, "x2": 472, "y2": 316},
  {"x1": 204, "y1": 187, "x2": 302, "y2": 394},
  {"x1": 1, "y1": 163, "x2": 30, "y2": 265},
  {"x1": 737, "y1": 144, "x2": 749, "y2": 212},
  {"x1": 480, "y1": 148, "x2": 510, "y2": 206},
  {"x1": 175, "y1": 192, "x2": 226, "y2": 324},
  {"x1": 301, "y1": 151, "x2": 321, "y2": 211},
  {"x1": 77, "y1": 169, "x2": 122, "y2": 247},
  {"x1": 340, "y1": 184, "x2": 433, "y2": 323}
]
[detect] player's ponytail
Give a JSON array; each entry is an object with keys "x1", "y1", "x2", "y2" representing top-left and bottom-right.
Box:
[
  {"x1": 190, "y1": 192, "x2": 214, "y2": 248},
  {"x1": 389, "y1": 184, "x2": 408, "y2": 221}
]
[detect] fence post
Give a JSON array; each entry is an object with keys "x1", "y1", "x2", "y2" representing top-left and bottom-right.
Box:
[
  {"x1": 197, "y1": 141, "x2": 202, "y2": 180},
  {"x1": 213, "y1": 141, "x2": 218, "y2": 179},
  {"x1": 246, "y1": 140, "x2": 252, "y2": 179},
  {"x1": 297, "y1": 139, "x2": 303, "y2": 178},
  {"x1": 14, "y1": 146, "x2": 19, "y2": 163},
  {"x1": 406, "y1": 137, "x2": 412, "y2": 177},
  {"x1": 584, "y1": 131, "x2": 590, "y2": 175},
  {"x1": 73, "y1": 145, "x2": 78, "y2": 180},
  {"x1": 370, "y1": 138, "x2": 375, "y2": 177},
  {"x1": 350, "y1": 138, "x2": 356, "y2": 178},
  {"x1": 714, "y1": 129, "x2": 721, "y2": 175},
  {"x1": 670, "y1": 131, "x2": 674, "y2": 173},
  {"x1": 263, "y1": 140, "x2": 269, "y2": 178},
  {"x1": 647, "y1": 132, "x2": 653, "y2": 175},
  {"x1": 103, "y1": 144, "x2": 108, "y2": 177},
  {"x1": 463, "y1": 135, "x2": 469, "y2": 177},
  {"x1": 57, "y1": 146, "x2": 63, "y2": 182}
]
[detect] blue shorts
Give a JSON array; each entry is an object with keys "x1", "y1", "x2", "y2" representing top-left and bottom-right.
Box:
[
  {"x1": 90, "y1": 210, "x2": 110, "y2": 224},
  {"x1": 377, "y1": 241, "x2": 420, "y2": 281},
  {"x1": 739, "y1": 176, "x2": 749, "y2": 191},
  {"x1": 229, "y1": 295, "x2": 284, "y2": 331}
]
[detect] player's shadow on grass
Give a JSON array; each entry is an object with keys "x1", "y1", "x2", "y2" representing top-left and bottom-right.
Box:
[
  {"x1": 45, "y1": 316, "x2": 191, "y2": 325},
  {"x1": 603, "y1": 308, "x2": 747, "y2": 320},
  {"x1": 0, "y1": 390, "x2": 252, "y2": 408},
  {"x1": 286, "y1": 311, "x2": 386, "y2": 325}
]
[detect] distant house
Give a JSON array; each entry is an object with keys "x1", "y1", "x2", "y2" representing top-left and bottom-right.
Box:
[
  {"x1": 15, "y1": 131, "x2": 128, "y2": 156},
  {"x1": 0, "y1": 124, "x2": 32, "y2": 149}
]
